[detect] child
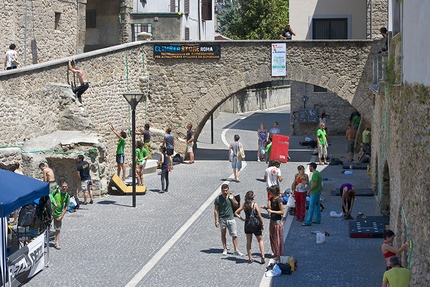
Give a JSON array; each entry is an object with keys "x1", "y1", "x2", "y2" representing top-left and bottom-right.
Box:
[{"x1": 110, "y1": 124, "x2": 127, "y2": 180}]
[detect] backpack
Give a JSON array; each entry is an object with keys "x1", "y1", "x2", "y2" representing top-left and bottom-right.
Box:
[
  {"x1": 277, "y1": 263, "x2": 292, "y2": 275},
  {"x1": 18, "y1": 203, "x2": 37, "y2": 227},
  {"x1": 244, "y1": 204, "x2": 262, "y2": 233},
  {"x1": 230, "y1": 194, "x2": 241, "y2": 213},
  {"x1": 37, "y1": 195, "x2": 52, "y2": 230}
]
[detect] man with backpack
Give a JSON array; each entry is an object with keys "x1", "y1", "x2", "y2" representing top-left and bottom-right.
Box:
[{"x1": 49, "y1": 181, "x2": 70, "y2": 250}]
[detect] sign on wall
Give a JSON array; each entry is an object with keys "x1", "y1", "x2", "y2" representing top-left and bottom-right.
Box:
[
  {"x1": 271, "y1": 43, "x2": 287, "y2": 76},
  {"x1": 154, "y1": 45, "x2": 221, "y2": 59}
]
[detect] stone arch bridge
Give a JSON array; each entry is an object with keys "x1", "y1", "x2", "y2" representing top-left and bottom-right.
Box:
[{"x1": 0, "y1": 40, "x2": 378, "y2": 187}]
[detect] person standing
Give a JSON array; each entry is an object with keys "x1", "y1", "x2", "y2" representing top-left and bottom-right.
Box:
[
  {"x1": 257, "y1": 123, "x2": 267, "y2": 162},
  {"x1": 358, "y1": 126, "x2": 371, "y2": 163},
  {"x1": 229, "y1": 134, "x2": 243, "y2": 182},
  {"x1": 68, "y1": 59, "x2": 89, "y2": 103},
  {"x1": 4, "y1": 44, "x2": 18, "y2": 70},
  {"x1": 234, "y1": 191, "x2": 265, "y2": 264},
  {"x1": 302, "y1": 162, "x2": 322, "y2": 226},
  {"x1": 291, "y1": 165, "x2": 309, "y2": 222},
  {"x1": 185, "y1": 123, "x2": 195, "y2": 164},
  {"x1": 268, "y1": 122, "x2": 280, "y2": 137},
  {"x1": 214, "y1": 184, "x2": 244, "y2": 256},
  {"x1": 340, "y1": 183, "x2": 356, "y2": 219},
  {"x1": 345, "y1": 124, "x2": 356, "y2": 162},
  {"x1": 136, "y1": 141, "x2": 148, "y2": 186},
  {"x1": 264, "y1": 160, "x2": 282, "y2": 201},
  {"x1": 140, "y1": 124, "x2": 152, "y2": 159},
  {"x1": 110, "y1": 124, "x2": 127, "y2": 180},
  {"x1": 49, "y1": 181, "x2": 71, "y2": 250},
  {"x1": 382, "y1": 256, "x2": 411, "y2": 287},
  {"x1": 317, "y1": 122, "x2": 328, "y2": 165},
  {"x1": 262, "y1": 185, "x2": 284, "y2": 260},
  {"x1": 382, "y1": 230, "x2": 409, "y2": 270},
  {"x1": 163, "y1": 128, "x2": 175, "y2": 170},
  {"x1": 76, "y1": 155, "x2": 93, "y2": 205},
  {"x1": 351, "y1": 112, "x2": 361, "y2": 131},
  {"x1": 39, "y1": 163, "x2": 57, "y2": 193},
  {"x1": 279, "y1": 24, "x2": 296, "y2": 40},
  {"x1": 157, "y1": 146, "x2": 169, "y2": 193}
]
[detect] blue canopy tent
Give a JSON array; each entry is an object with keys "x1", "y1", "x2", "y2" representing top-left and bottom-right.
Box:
[{"x1": 0, "y1": 170, "x2": 49, "y2": 287}]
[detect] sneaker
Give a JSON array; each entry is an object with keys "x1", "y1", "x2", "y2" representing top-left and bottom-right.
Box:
[
  {"x1": 233, "y1": 250, "x2": 244, "y2": 256},
  {"x1": 257, "y1": 158, "x2": 261, "y2": 162},
  {"x1": 89, "y1": 200, "x2": 93, "y2": 204},
  {"x1": 222, "y1": 249, "x2": 228, "y2": 256},
  {"x1": 159, "y1": 190, "x2": 165, "y2": 194}
]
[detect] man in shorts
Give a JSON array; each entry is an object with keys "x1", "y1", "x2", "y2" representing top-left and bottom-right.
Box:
[
  {"x1": 214, "y1": 184, "x2": 244, "y2": 256},
  {"x1": 163, "y1": 128, "x2": 175, "y2": 170},
  {"x1": 49, "y1": 181, "x2": 70, "y2": 249},
  {"x1": 345, "y1": 124, "x2": 356, "y2": 162},
  {"x1": 39, "y1": 163, "x2": 57, "y2": 193},
  {"x1": 76, "y1": 155, "x2": 93, "y2": 205}
]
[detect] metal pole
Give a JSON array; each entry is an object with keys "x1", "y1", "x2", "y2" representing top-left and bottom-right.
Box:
[
  {"x1": 131, "y1": 108, "x2": 137, "y2": 207},
  {"x1": 211, "y1": 113, "x2": 214, "y2": 144}
]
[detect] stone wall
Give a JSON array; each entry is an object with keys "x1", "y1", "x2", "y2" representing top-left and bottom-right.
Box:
[
  {"x1": 290, "y1": 82, "x2": 357, "y2": 137},
  {"x1": 219, "y1": 85, "x2": 291, "y2": 114},
  {"x1": 1, "y1": 40, "x2": 378, "y2": 194},
  {"x1": 0, "y1": 0, "x2": 83, "y2": 65},
  {"x1": 372, "y1": 35, "x2": 430, "y2": 286}
]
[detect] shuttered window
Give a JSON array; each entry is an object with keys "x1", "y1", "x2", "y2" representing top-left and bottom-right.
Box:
[
  {"x1": 184, "y1": 0, "x2": 189, "y2": 15},
  {"x1": 86, "y1": 9, "x2": 96, "y2": 28},
  {"x1": 312, "y1": 18, "x2": 347, "y2": 39},
  {"x1": 185, "y1": 27, "x2": 190, "y2": 40},
  {"x1": 170, "y1": 0, "x2": 176, "y2": 13},
  {"x1": 202, "y1": 0, "x2": 212, "y2": 21}
]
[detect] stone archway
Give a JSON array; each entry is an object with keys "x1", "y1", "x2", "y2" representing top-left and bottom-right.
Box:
[{"x1": 381, "y1": 161, "x2": 391, "y2": 216}]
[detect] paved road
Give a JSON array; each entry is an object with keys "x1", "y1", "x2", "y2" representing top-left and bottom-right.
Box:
[{"x1": 27, "y1": 105, "x2": 385, "y2": 287}]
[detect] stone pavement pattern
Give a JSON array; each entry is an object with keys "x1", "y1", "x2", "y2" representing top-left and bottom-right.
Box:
[{"x1": 27, "y1": 106, "x2": 385, "y2": 287}]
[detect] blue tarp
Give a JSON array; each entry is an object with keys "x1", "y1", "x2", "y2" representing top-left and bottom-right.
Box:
[{"x1": 0, "y1": 170, "x2": 49, "y2": 217}]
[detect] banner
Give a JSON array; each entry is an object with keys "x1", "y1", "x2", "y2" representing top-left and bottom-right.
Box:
[
  {"x1": 8, "y1": 233, "x2": 45, "y2": 287},
  {"x1": 271, "y1": 43, "x2": 287, "y2": 76},
  {"x1": 154, "y1": 44, "x2": 221, "y2": 59}
]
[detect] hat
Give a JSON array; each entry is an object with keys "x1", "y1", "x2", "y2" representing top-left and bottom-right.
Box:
[{"x1": 307, "y1": 162, "x2": 317, "y2": 169}]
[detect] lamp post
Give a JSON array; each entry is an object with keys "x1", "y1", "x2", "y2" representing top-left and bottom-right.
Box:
[{"x1": 123, "y1": 92, "x2": 145, "y2": 207}]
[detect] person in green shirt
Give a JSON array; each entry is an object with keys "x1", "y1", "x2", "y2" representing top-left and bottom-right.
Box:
[
  {"x1": 49, "y1": 181, "x2": 70, "y2": 250},
  {"x1": 382, "y1": 256, "x2": 411, "y2": 287},
  {"x1": 302, "y1": 162, "x2": 322, "y2": 226},
  {"x1": 136, "y1": 140, "x2": 148, "y2": 186},
  {"x1": 316, "y1": 122, "x2": 328, "y2": 165},
  {"x1": 110, "y1": 123, "x2": 127, "y2": 180}
]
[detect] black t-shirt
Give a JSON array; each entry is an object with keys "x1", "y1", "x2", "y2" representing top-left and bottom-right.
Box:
[
  {"x1": 77, "y1": 161, "x2": 91, "y2": 181},
  {"x1": 281, "y1": 29, "x2": 293, "y2": 40}
]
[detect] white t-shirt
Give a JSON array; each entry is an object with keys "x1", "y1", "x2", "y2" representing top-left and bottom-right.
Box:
[
  {"x1": 265, "y1": 166, "x2": 281, "y2": 188},
  {"x1": 5, "y1": 50, "x2": 17, "y2": 68}
]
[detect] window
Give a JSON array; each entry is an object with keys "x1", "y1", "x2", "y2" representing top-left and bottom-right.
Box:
[
  {"x1": 131, "y1": 24, "x2": 152, "y2": 41},
  {"x1": 184, "y1": 0, "x2": 189, "y2": 15},
  {"x1": 312, "y1": 18, "x2": 347, "y2": 39},
  {"x1": 314, "y1": 85, "x2": 327, "y2": 93},
  {"x1": 86, "y1": 10, "x2": 96, "y2": 28},
  {"x1": 55, "y1": 12, "x2": 61, "y2": 30},
  {"x1": 202, "y1": 0, "x2": 212, "y2": 21},
  {"x1": 170, "y1": 0, "x2": 176, "y2": 13},
  {"x1": 185, "y1": 27, "x2": 190, "y2": 40}
]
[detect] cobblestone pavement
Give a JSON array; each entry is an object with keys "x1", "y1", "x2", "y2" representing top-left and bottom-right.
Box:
[{"x1": 27, "y1": 106, "x2": 385, "y2": 287}]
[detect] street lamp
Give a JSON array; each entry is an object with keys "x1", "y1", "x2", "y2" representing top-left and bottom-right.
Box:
[{"x1": 123, "y1": 92, "x2": 145, "y2": 207}]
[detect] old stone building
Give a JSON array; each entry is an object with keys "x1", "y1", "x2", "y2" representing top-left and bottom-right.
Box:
[{"x1": 370, "y1": 0, "x2": 430, "y2": 285}]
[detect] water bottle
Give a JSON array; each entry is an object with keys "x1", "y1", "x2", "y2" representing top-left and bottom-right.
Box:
[{"x1": 329, "y1": 154, "x2": 332, "y2": 162}]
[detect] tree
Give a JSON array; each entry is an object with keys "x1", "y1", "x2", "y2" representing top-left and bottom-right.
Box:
[{"x1": 217, "y1": 0, "x2": 289, "y2": 40}]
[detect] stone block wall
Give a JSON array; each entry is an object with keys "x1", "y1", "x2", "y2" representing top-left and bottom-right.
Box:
[
  {"x1": 372, "y1": 35, "x2": 430, "y2": 285},
  {"x1": 220, "y1": 85, "x2": 291, "y2": 114},
  {"x1": 290, "y1": 82, "x2": 357, "y2": 137},
  {"x1": 0, "y1": 0, "x2": 83, "y2": 65}
]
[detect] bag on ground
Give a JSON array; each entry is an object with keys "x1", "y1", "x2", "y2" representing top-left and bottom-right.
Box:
[{"x1": 286, "y1": 195, "x2": 295, "y2": 208}]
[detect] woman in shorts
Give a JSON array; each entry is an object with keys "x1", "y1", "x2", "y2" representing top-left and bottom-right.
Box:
[{"x1": 235, "y1": 190, "x2": 265, "y2": 264}]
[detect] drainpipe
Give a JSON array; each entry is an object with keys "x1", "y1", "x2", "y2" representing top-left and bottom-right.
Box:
[
  {"x1": 370, "y1": 0, "x2": 373, "y2": 40},
  {"x1": 24, "y1": 2, "x2": 28, "y2": 66}
]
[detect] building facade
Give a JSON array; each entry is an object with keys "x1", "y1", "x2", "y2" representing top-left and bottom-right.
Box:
[
  {"x1": 288, "y1": 0, "x2": 387, "y2": 136},
  {"x1": 371, "y1": 0, "x2": 430, "y2": 285}
]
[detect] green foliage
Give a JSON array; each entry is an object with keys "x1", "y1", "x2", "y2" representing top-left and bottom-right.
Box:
[{"x1": 217, "y1": 0, "x2": 289, "y2": 40}]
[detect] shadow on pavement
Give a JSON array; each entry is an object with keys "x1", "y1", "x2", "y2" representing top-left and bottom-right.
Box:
[{"x1": 97, "y1": 199, "x2": 136, "y2": 207}]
